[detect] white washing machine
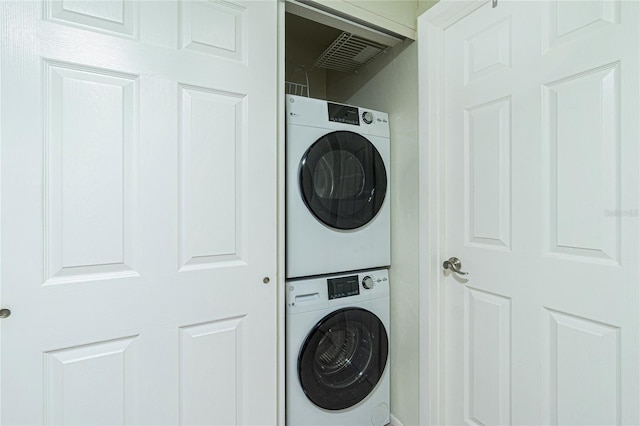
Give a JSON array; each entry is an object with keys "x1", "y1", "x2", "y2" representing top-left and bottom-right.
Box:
[
  {"x1": 286, "y1": 95, "x2": 390, "y2": 279},
  {"x1": 286, "y1": 269, "x2": 390, "y2": 426}
]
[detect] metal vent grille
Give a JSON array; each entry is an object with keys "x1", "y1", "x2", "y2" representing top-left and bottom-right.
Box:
[{"x1": 311, "y1": 32, "x2": 387, "y2": 73}]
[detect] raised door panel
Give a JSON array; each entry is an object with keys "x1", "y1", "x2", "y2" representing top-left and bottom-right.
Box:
[
  {"x1": 464, "y1": 97, "x2": 512, "y2": 251},
  {"x1": 543, "y1": 309, "x2": 620, "y2": 425},
  {"x1": 44, "y1": 0, "x2": 139, "y2": 38},
  {"x1": 178, "y1": 85, "x2": 247, "y2": 270},
  {"x1": 464, "y1": 17, "x2": 511, "y2": 85},
  {"x1": 44, "y1": 62, "x2": 139, "y2": 284},
  {"x1": 464, "y1": 288, "x2": 511, "y2": 425},
  {"x1": 542, "y1": 63, "x2": 620, "y2": 264},
  {"x1": 180, "y1": 0, "x2": 247, "y2": 62},
  {"x1": 44, "y1": 336, "x2": 138, "y2": 425},
  {"x1": 179, "y1": 317, "x2": 244, "y2": 425},
  {"x1": 543, "y1": 0, "x2": 620, "y2": 52}
]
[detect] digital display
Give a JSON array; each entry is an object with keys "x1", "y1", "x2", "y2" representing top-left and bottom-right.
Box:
[
  {"x1": 328, "y1": 103, "x2": 360, "y2": 126},
  {"x1": 327, "y1": 275, "x2": 360, "y2": 300}
]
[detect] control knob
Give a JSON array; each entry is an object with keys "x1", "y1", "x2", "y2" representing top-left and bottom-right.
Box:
[
  {"x1": 362, "y1": 111, "x2": 373, "y2": 124},
  {"x1": 362, "y1": 276, "x2": 374, "y2": 290}
]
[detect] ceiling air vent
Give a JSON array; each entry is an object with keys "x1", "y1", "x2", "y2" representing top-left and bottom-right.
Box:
[{"x1": 311, "y1": 32, "x2": 387, "y2": 73}]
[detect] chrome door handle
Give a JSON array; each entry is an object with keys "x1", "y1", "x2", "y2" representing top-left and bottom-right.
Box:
[{"x1": 443, "y1": 257, "x2": 468, "y2": 276}]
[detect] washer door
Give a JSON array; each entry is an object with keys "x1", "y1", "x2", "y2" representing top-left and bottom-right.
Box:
[
  {"x1": 298, "y1": 307, "x2": 389, "y2": 410},
  {"x1": 299, "y1": 131, "x2": 387, "y2": 230}
]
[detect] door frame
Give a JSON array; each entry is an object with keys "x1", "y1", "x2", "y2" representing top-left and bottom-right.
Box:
[
  {"x1": 417, "y1": 1, "x2": 488, "y2": 424},
  {"x1": 277, "y1": 0, "x2": 286, "y2": 425}
]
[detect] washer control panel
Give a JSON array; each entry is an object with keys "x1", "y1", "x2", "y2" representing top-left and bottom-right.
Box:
[
  {"x1": 326, "y1": 270, "x2": 388, "y2": 300},
  {"x1": 287, "y1": 269, "x2": 389, "y2": 312},
  {"x1": 327, "y1": 274, "x2": 360, "y2": 299}
]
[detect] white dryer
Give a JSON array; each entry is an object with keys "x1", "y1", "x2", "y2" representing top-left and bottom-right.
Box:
[
  {"x1": 286, "y1": 269, "x2": 390, "y2": 426},
  {"x1": 286, "y1": 95, "x2": 390, "y2": 278}
]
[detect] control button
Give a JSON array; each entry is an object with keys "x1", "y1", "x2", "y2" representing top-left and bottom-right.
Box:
[
  {"x1": 362, "y1": 111, "x2": 373, "y2": 124},
  {"x1": 383, "y1": 277, "x2": 388, "y2": 281},
  {"x1": 362, "y1": 276, "x2": 374, "y2": 290}
]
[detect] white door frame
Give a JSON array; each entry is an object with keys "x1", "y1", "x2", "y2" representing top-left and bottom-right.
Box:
[
  {"x1": 277, "y1": 0, "x2": 287, "y2": 424},
  {"x1": 417, "y1": 1, "x2": 488, "y2": 424}
]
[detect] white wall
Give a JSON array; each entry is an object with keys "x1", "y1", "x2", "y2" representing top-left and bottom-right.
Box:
[
  {"x1": 341, "y1": 42, "x2": 420, "y2": 426},
  {"x1": 417, "y1": 0, "x2": 439, "y2": 16}
]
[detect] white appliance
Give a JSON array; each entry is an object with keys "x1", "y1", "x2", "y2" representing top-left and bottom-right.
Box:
[
  {"x1": 286, "y1": 95, "x2": 390, "y2": 278},
  {"x1": 286, "y1": 269, "x2": 390, "y2": 426}
]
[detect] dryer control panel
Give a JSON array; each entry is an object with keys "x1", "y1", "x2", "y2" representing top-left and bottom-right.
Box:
[
  {"x1": 328, "y1": 103, "x2": 360, "y2": 125},
  {"x1": 286, "y1": 95, "x2": 390, "y2": 138}
]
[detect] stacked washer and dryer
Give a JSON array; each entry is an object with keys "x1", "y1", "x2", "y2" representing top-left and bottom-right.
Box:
[{"x1": 285, "y1": 95, "x2": 391, "y2": 426}]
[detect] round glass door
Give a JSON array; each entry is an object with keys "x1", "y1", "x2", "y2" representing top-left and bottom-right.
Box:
[
  {"x1": 299, "y1": 131, "x2": 387, "y2": 230},
  {"x1": 297, "y1": 308, "x2": 389, "y2": 410}
]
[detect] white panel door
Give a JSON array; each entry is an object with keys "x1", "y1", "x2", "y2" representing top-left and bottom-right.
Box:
[
  {"x1": 0, "y1": 1, "x2": 277, "y2": 424},
  {"x1": 436, "y1": 1, "x2": 639, "y2": 424}
]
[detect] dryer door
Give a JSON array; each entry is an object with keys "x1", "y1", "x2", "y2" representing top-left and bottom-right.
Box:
[
  {"x1": 299, "y1": 131, "x2": 387, "y2": 230},
  {"x1": 297, "y1": 307, "x2": 389, "y2": 410}
]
